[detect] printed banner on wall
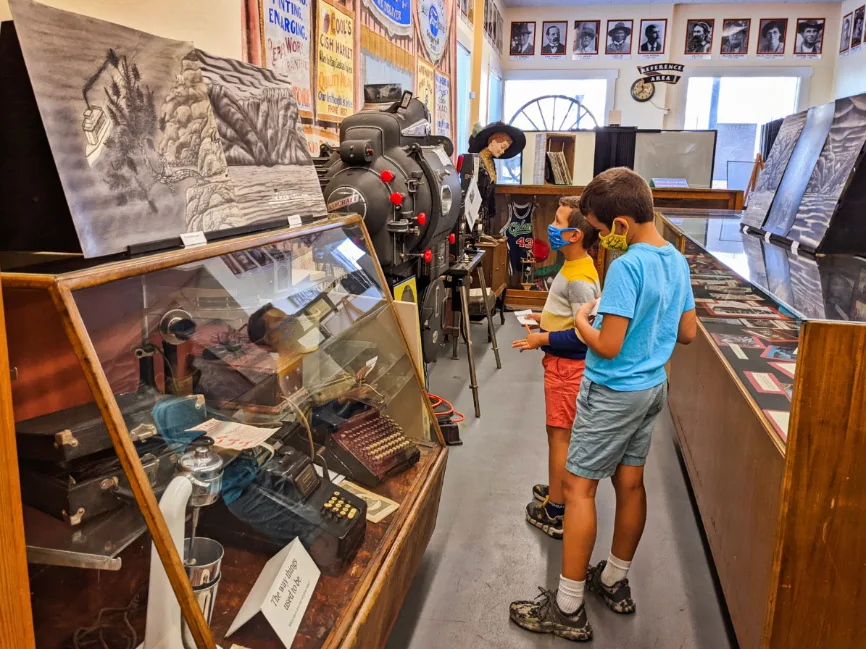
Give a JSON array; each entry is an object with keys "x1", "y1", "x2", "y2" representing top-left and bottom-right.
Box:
[
  {"x1": 260, "y1": 0, "x2": 313, "y2": 115},
  {"x1": 361, "y1": 0, "x2": 413, "y2": 37},
  {"x1": 416, "y1": 58, "x2": 436, "y2": 117},
  {"x1": 434, "y1": 71, "x2": 452, "y2": 139},
  {"x1": 317, "y1": 0, "x2": 355, "y2": 122},
  {"x1": 418, "y1": 0, "x2": 449, "y2": 64}
]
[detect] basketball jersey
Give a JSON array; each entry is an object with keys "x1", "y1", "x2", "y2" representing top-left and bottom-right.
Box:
[{"x1": 504, "y1": 201, "x2": 535, "y2": 277}]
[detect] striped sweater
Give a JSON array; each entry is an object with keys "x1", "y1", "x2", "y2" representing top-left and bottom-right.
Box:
[{"x1": 540, "y1": 256, "x2": 600, "y2": 360}]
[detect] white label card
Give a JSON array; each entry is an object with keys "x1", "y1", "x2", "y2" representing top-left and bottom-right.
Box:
[
  {"x1": 227, "y1": 539, "x2": 321, "y2": 648},
  {"x1": 791, "y1": 241, "x2": 800, "y2": 255},
  {"x1": 187, "y1": 419, "x2": 278, "y2": 451},
  {"x1": 433, "y1": 146, "x2": 452, "y2": 168},
  {"x1": 764, "y1": 232, "x2": 772, "y2": 243},
  {"x1": 288, "y1": 214, "x2": 303, "y2": 228},
  {"x1": 180, "y1": 231, "x2": 207, "y2": 247},
  {"x1": 729, "y1": 344, "x2": 748, "y2": 360}
]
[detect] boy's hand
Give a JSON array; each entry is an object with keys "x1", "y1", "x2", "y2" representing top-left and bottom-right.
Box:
[
  {"x1": 576, "y1": 298, "x2": 599, "y2": 323},
  {"x1": 527, "y1": 313, "x2": 542, "y2": 325},
  {"x1": 512, "y1": 332, "x2": 546, "y2": 352}
]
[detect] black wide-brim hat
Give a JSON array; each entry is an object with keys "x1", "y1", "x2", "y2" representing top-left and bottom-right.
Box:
[
  {"x1": 468, "y1": 122, "x2": 526, "y2": 159},
  {"x1": 797, "y1": 19, "x2": 822, "y2": 33}
]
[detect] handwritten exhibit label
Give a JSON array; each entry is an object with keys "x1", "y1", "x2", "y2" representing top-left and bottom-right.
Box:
[
  {"x1": 317, "y1": 0, "x2": 355, "y2": 122},
  {"x1": 263, "y1": 0, "x2": 313, "y2": 114},
  {"x1": 227, "y1": 539, "x2": 320, "y2": 648}
]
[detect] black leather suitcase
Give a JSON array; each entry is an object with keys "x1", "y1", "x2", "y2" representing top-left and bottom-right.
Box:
[{"x1": 15, "y1": 391, "x2": 167, "y2": 463}]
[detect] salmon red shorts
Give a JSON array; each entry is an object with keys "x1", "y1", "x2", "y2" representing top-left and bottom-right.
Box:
[{"x1": 542, "y1": 354, "x2": 586, "y2": 429}]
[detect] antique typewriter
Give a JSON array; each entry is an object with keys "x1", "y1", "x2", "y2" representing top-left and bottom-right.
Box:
[{"x1": 316, "y1": 408, "x2": 420, "y2": 488}]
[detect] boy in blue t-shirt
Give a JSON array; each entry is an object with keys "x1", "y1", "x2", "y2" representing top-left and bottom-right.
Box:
[{"x1": 510, "y1": 168, "x2": 697, "y2": 642}]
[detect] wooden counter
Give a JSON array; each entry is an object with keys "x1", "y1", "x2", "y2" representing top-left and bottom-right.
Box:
[{"x1": 497, "y1": 185, "x2": 744, "y2": 210}]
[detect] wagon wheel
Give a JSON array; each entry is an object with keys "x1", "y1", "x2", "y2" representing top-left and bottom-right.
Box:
[{"x1": 508, "y1": 94, "x2": 599, "y2": 132}]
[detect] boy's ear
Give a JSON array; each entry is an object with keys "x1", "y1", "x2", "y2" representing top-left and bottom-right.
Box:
[{"x1": 570, "y1": 229, "x2": 583, "y2": 244}]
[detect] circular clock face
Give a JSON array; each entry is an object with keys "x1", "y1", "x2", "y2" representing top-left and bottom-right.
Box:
[{"x1": 631, "y1": 79, "x2": 655, "y2": 102}]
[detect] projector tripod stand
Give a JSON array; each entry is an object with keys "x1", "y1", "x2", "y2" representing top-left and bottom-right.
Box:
[{"x1": 444, "y1": 249, "x2": 502, "y2": 417}]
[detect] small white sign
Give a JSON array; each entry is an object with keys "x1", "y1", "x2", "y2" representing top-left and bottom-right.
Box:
[
  {"x1": 465, "y1": 180, "x2": 482, "y2": 228},
  {"x1": 227, "y1": 539, "x2": 320, "y2": 649},
  {"x1": 572, "y1": 54, "x2": 598, "y2": 61},
  {"x1": 757, "y1": 54, "x2": 784, "y2": 60},
  {"x1": 685, "y1": 54, "x2": 711, "y2": 60},
  {"x1": 638, "y1": 53, "x2": 664, "y2": 60},
  {"x1": 509, "y1": 55, "x2": 532, "y2": 61},
  {"x1": 545, "y1": 55, "x2": 566, "y2": 61},
  {"x1": 793, "y1": 53, "x2": 822, "y2": 60},
  {"x1": 433, "y1": 146, "x2": 452, "y2": 168},
  {"x1": 606, "y1": 53, "x2": 631, "y2": 60},
  {"x1": 187, "y1": 419, "x2": 278, "y2": 451},
  {"x1": 652, "y1": 178, "x2": 689, "y2": 188},
  {"x1": 180, "y1": 231, "x2": 207, "y2": 248},
  {"x1": 288, "y1": 214, "x2": 303, "y2": 228},
  {"x1": 720, "y1": 53, "x2": 747, "y2": 60}
]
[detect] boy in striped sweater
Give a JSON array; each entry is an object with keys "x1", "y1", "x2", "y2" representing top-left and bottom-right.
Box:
[{"x1": 513, "y1": 196, "x2": 600, "y2": 539}]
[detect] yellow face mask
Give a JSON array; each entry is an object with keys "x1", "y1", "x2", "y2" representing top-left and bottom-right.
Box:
[{"x1": 599, "y1": 218, "x2": 629, "y2": 252}]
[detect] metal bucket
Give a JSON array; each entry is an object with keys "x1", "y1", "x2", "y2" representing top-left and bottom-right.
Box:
[{"x1": 181, "y1": 537, "x2": 224, "y2": 649}]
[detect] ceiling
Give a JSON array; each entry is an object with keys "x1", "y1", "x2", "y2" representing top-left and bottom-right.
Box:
[{"x1": 502, "y1": 0, "x2": 841, "y2": 7}]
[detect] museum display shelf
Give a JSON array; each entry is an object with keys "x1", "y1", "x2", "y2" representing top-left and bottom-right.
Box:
[
  {"x1": 659, "y1": 209, "x2": 866, "y2": 649},
  {"x1": 0, "y1": 215, "x2": 447, "y2": 649}
]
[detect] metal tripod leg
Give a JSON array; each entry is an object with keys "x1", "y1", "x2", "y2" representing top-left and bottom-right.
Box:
[
  {"x1": 451, "y1": 307, "x2": 460, "y2": 360},
  {"x1": 476, "y1": 267, "x2": 501, "y2": 369},
  {"x1": 459, "y1": 282, "x2": 481, "y2": 417}
]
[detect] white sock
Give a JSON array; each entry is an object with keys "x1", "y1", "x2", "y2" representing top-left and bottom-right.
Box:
[
  {"x1": 556, "y1": 574, "x2": 585, "y2": 615},
  {"x1": 601, "y1": 554, "x2": 632, "y2": 586}
]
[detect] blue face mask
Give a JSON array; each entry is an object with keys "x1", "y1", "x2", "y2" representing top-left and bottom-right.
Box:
[{"x1": 547, "y1": 224, "x2": 579, "y2": 251}]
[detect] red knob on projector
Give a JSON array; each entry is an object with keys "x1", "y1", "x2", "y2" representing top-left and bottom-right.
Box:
[
  {"x1": 423, "y1": 249, "x2": 433, "y2": 263},
  {"x1": 390, "y1": 192, "x2": 404, "y2": 205},
  {"x1": 417, "y1": 212, "x2": 428, "y2": 226},
  {"x1": 456, "y1": 155, "x2": 464, "y2": 172},
  {"x1": 381, "y1": 169, "x2": 395, "y2": 183},
  {"x1": 449, "y1": 233, "x2": 456, "y2": 244}
]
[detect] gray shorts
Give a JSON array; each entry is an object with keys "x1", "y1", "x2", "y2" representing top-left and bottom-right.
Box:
[{"x1": 566, "y1": 376, "x2": 667, "y2": 480}]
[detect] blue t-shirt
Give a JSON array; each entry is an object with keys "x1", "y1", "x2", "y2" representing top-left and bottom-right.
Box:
[{"x1": 585, "y1": 243, "x2": 695, "y2": 391}]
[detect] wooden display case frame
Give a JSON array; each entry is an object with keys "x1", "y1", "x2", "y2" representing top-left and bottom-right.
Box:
[
  {"x1": 0, "y1": 215, "x2": 448, "y2": 649},
  {"x1": 661, "y1": 212, "x2": 866, "y2": 649}
]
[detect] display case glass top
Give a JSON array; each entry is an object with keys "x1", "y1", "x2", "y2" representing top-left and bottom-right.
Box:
[{"x1": 3, "y1": 216, "x2": 444, "y2": 649}]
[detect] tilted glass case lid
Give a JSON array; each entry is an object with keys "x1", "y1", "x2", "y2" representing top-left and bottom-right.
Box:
[{"x1": 3, "y1": 215, "x2": 444, "y2": 649}]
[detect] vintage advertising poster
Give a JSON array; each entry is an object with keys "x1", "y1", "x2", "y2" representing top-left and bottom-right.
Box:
[
  {"x1": 416, "y1": 58, "x2": 436, "y2": 118},
  {"x1": 317, "y1": 0, "x2": 355, "y2": 122},
  {"x1": 418, "y1": 0, "x2": 450, "y2": 65},
  {"x1": 362, "y1": 0, "x2": 413, "y2": 38},
  {"x1": 303, "y1": 125, "x2": 340, "y2": 157},
  {"x1": 434, "y1": 72, "x2": 452, "y2": 139},
  {"x1": 259, "y1": 0, "x2": 314, "y2": 115}
]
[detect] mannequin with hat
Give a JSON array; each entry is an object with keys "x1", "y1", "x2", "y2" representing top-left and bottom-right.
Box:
[
  {"x1": 468, "y1": 121, "x2": 526, "y2": 231},
  {"x1": 796, "y1": 19, "x2": 823, "y2": 53}
]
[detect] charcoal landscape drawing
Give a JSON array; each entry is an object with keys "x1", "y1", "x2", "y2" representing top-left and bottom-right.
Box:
[
  {"x1": 195, "y1": 50, "x2": 327, "y2": 224},
  {"x1": 763, "y1": 102, "x2": 835, "y2": 239},
  {"x1": 741, "y1": 110, "x2": 807, "y2": 230},
  {"x1": 789, "y1": 94, "x2": 866, "y2": 250}
]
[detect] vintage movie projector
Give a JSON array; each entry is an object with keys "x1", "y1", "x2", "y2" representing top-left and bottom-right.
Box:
[{"x1": 317, "y1": 88, "x2": 462, "y2": 363}]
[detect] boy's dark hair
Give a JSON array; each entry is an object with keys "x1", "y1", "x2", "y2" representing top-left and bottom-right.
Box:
[
  {"x1": 559, "y1": 196, "x2": 600, "y2": 249},
  {"x1": 578, "y1": 167, "x2": 654, "y2": 226}
]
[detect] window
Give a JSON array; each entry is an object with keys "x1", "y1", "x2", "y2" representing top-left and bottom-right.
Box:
[
  {"x1": 488, "y1": 70, "x2": 503, "y2": 124},
  {"x1": 684, "y1": 76, "x2": 801, "y2": 188},
  {"x1": 456, "y1": 43, "x2": 472, "y2": 154},
  {"x1": 503, "y1": 78, "x2": 606, "y2": 130}
]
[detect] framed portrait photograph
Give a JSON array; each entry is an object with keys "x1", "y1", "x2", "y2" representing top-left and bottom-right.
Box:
[
  {"x1": 605, "y1": 20, "x2": 633, "y2": 55},
  {"x1": 794, "y1": 18, "x2": 825, "y2": 54},
  {"x1": 639, "y1": 19, "x2": 667, "y2": 54},
  {"x1": 685, "y1": 19, "x2": 714, "y2": 54},
  {"x1": 853, "y1": 7, "x2": 865, "y2": 46},
  {"x1": 541, "y1": 21, "x2": 568, "y2": 55},
  {"x1": 757, "y1": 18, "x2": 788, "y2": 55},
  {"x1": 510, "y1": 21, "x2": 536, "y2": 56},
  {"x1": 720, "y1": 19, "x2": 751, "y2": 54},
  {"x1": 573, "y1": 20, "x2": 600, "y2": 54},
  {"x1": 841, "y1": 12, "x2": 853, "y2": 52}
]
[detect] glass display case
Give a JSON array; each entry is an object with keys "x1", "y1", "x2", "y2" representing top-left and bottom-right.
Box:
[
  {"x1": 656, "y1": 208, "x2": 866, "y2": 649},
  {"x1": 1, "y1": 215, "x2": 447, "y2": 649}
]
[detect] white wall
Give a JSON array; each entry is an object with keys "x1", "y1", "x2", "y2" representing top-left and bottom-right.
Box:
[
  {"x1": 835, "y1": 0, "x2": 866, "y2": 97},
  {"x1": 477, "y1": 0, "x2": 505, "y2": 126},
  {"x1": 504, "y1": 3, "x2": 840, "y2": 130},
  {"x1": 0, "y1": 0, "x2": 242, "y2": 59}
]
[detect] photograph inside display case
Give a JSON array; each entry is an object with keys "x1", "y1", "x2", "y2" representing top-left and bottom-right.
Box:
[{"x1": 5, "y1": 221, "x2": 440, "y2": 649}]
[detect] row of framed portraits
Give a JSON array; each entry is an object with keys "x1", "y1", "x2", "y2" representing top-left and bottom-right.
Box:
[
  {"x1": 509, "y1": 17, "x2": 827, "y2": 58},
  {"x1": 840, "y1": 6, "x2": 865, "y2": 54}
]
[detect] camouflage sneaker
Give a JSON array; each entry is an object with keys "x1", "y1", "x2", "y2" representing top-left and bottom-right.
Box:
[
  {"x1": 509, "y1": 588, "x2": 593, "y2": 642},
  {"x1": 586, "y1": 560, "x2": 636, "y2": 614},
  {"x1": 525, "y1": 498, "x2": 563, "y2": 539},
  {"x1": 532, "y1": 484, "x2": 549, "y2": 502}
]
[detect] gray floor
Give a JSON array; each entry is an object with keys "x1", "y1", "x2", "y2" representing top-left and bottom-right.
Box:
[{"x1": 386, "y1": 318, "x2": 738, "y2": 649}]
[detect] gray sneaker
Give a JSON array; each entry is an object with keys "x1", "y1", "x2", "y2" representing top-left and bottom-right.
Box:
[
  {"x1": 532, "y1": 484, "x2": 548, "y2": 502},
  {"x1": 586, "y1": 560, "x2": 636, "y2": 614},
  {"x1": 509, "y1": 588, "x2": 593, "y2": 642}
]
